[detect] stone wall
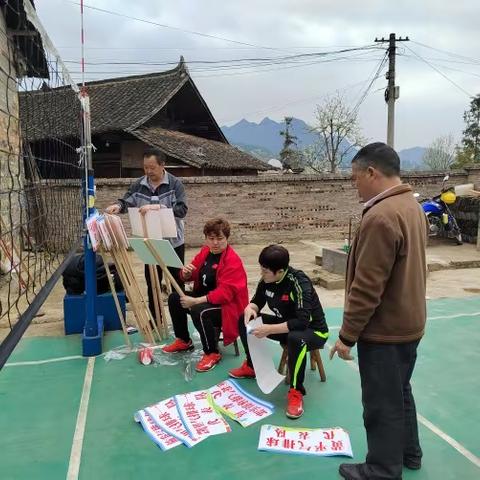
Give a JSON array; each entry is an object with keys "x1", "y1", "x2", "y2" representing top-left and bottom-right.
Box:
[
  {"x1": 95, "y1": 170, "x2": 475, "y2": 247},
  {"x1": 0, "y1": 11, "x2": 21, "y2": 262}
]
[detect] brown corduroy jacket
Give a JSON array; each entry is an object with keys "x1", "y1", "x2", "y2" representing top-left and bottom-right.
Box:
[{"x1": 340, "y1": 184, "x2": 428, "y2": 345}]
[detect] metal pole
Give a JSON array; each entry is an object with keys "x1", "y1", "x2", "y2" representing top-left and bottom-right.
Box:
[
  {"x1": 375, "y1": 33, "x2": 409, "y2": 149},
  {"x1": 80, "y1": 0, "x2": 99, "y2": 348},
  {"x1": 387, "y1": 33, "x2": 396, "y2": 148}
]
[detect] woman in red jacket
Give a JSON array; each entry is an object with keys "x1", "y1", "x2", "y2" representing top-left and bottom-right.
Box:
[{"x1": 162, "y1": 218, "x2": 249, "y2": 372}]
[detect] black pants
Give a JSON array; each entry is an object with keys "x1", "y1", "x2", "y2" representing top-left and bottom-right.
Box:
[
  {"x1": 358, "y1": 340, "x2": 422, "y2": 479},
  {"x1": 168, "y1": 291, "x2": 221, "y2": 354},
  {"x1": 238, "y1": 314, "x2": 327, "y2": 393},
  {"x1": 145, "y1": 243, "x2": 185, "y2": 317}
]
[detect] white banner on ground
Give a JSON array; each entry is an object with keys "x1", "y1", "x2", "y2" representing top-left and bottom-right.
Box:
[
  {"x1": 258, "y1": 425, "x2": 353, "y2": 457},
  {"x1": 134, "y1": 409, "x2": 182, "y2": 451},
  {"x1": 174, "y1": 390, "x2": 231, "y2": 440},
  {"x1": 144, "y1": 398, "x2": 205, "y2": 448},
  {"x1": 247, "y1": 316, "x2": 285, "y2": 394},
  {"x1": 209, "y1": 379, "x2": 274, "y2": 427}
]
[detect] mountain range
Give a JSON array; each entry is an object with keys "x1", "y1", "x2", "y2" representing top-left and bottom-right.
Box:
[{"x1": 221, "y1": 117, "x2": 426, "y2": 170}]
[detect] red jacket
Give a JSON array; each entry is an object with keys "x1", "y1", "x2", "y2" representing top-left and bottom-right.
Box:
[{"x1": 180, "y1": 245, "x2": 248, "y2": 345}]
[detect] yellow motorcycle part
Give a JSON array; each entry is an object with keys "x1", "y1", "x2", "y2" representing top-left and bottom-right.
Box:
[{"x1": 440, "y1": 191, "x2": 456, "y2": 204}]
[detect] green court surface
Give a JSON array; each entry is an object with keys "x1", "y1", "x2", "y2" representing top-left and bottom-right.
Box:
[{"x1": 1, "y1": 297, "x2": 479, "y2": 480}]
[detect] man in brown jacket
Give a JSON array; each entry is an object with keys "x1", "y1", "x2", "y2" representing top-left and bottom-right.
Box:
[{"x1": 330, "y1": 142, "x2": 427, "y2": 480}]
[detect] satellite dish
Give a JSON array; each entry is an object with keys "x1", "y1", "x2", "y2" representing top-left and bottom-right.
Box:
[{"x1": 268, "y1": 158, "x2": 282, "y2": 169}]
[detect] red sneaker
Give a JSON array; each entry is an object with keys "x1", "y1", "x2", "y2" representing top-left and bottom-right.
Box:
[
  {"x1": 162, "y1": 338, "x2": 193, "y2": 353},
  {"x1": 228, "y1": 360, "x2": 256, "y2": 379},
  {"x1": 286, "y1": 388, "x2": 304, "y2": 419},
  {"x1": 195, "y1": 352, "x2": 222, "y2": 372}
]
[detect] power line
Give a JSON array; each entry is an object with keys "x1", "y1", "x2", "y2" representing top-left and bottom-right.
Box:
[
  {"x1": 56, "y1": 44, "x2": 377, "y2": 51},
  {"x1": 410, "y1": 41, "x2": 480, "y2": 66},
  {"x1": 63, "y1": 46, "x2": 381, "y2": 68},
  {"x1": 68, "y1": 56, "x2": 385, "y2": 80},
  {"x1": 351, "y1": 51, "x2": 389, "y2": 114},
  {"x1": 68, "y1": 1, "x2": 295, "y2": 53},
  {"x1": 399, "y1": 53, "x2": 480, "y2": 79},
  {"x1": 403, "y1": 44, "x2": 473, "y2": 98}
]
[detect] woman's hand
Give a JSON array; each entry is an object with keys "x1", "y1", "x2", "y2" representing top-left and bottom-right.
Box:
[
  {"x1": 181, "y1": 263, "x2": 196, "y2": 280},
  {"x1": 180, "y1": 295, "x2": 199, "y2": 309}
]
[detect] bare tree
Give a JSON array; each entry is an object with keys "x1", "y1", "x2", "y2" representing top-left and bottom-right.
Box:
[
  {"x1": 302, "y1": 141, "x2": 327, "y2": 173},
  {"x1": 422, "y1": 134, "x2": 457, "y2": 171},
  {"x1": 306, "y1": 94, "x2": 365, "y2": 173}
]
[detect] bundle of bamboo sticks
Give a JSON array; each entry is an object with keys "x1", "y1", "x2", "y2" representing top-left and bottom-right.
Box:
[{"x1": 93, "y1": 213, "x2": 168, "y2": 346}]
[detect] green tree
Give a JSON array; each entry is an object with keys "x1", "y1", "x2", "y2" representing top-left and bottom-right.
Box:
[
  {"x1": 457, "y1": 94, "x2": 480, "y2": 166},
  {"x1": 279, "y1": 117, "x2": 302, "y2": 171}
]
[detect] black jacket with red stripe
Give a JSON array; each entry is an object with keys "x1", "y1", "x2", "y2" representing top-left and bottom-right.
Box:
[{"x1": 251, "y1": 267, "x2": 328, "y2": 333}]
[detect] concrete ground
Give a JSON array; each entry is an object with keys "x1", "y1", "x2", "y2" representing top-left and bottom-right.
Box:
[{"x1": 1, "y1": 238, "x2": 479, "y2": 340}]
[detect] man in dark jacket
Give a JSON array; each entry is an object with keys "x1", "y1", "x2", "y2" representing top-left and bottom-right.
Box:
[
  {"x1": 330, "y1": 142, "x2": 428, "y2": 480},
  {"x1": 105, "y1": 147, "x2": 187, "y2": 314}
]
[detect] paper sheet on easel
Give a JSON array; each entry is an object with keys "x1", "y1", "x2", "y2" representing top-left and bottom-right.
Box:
[
  {"x1": 128, "y1": 208, "x2": 177, "y2": 239},
  {"x1": 247, "y1": 317, "x2": 285, "y2": 394},
  {"x1": 147, "y1": 239, "x2": 183, "y2": 268},
  {"x1": 129, "y1": 238, "x2": 158, "y2": 265},
  {"x1": 128, "y1": 208, "x2": 144, "y2": 237},
  {"x1": 156, "y1": 209, "x2": 177, "y2": 238}
]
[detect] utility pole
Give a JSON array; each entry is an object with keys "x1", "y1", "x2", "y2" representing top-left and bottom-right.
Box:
[{"x1": 375, "y1": 33, "x2": 409, "y2": 148}]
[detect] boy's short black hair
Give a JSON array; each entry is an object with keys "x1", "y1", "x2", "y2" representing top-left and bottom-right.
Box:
[
  {"x1": 143, "y1": 147, "x2": 166, "y2": 165},
  {"x1": 352, "y1": 142, "x2": 400, "y2": 177},
  {"x1": 258, "y1": 244, "x2": 289, "y2": 273}
]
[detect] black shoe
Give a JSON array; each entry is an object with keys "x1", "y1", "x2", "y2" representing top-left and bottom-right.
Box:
[
  {"x1": 339, "y1": 463, "x2": 367, "y2": 480},
  {"x1": 403, "y1": 457, "x2": 421, "y2": 470}
]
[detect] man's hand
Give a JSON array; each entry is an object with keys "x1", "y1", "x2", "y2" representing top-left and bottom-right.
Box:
[
  {"x1": 251, "y1": 324, "x2": 271, "y2": 339},
  {"x1": 139, "y1": 204, "x2": 162, "y2": 215},
  {"x1": 180, "y1": 295, "x2": 199, "y2": 309},
  {"x1": 181, "y1": 263, "x2": 196, "y2": 281},
  {"x1": 244, "y1": 304, "x2": 258, "y2": 325},
  {"x1": 105, "y1": 204, "x2": 121, "y2": 214},
  {"x1": 329, "y1": 339, "x2": 354, "y2": 361}
]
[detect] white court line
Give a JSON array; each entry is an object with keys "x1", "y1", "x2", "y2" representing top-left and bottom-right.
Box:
[
  {"x1": 66, "y1": 357, "x2": 95, "y2": 480},
  {"x1": 417, "y1": 414, "x2": 480, "y2": 468},
  {"x1": 3, "y1": 309, "x2": 477, "y2": 367},
  {"x1": 325, "y1": 341, "x2": 480, "y2": 469},
  {"x1": 427, "y1": 311, "x2": 480, "y2": 321},
  {"x1": 3, "y1": 309, "x2": 476, "y2": 368},
  {"x1": 4, "y1": 355, "x2": 84, "y2": 367}
]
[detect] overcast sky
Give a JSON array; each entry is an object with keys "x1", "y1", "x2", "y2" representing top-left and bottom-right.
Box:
[{"x1": 35, "y1": 0, "x2": 480, "y2": 150}]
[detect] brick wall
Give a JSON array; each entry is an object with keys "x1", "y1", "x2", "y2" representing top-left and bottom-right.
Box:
[{"x1": 94, "y1": 170, "x2": 472, "y2": 246}]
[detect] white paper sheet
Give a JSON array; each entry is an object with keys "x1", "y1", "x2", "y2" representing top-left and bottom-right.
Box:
[
  {"x1": 209, "y1": 379, "x2": 274, "y2": 427},
  {"x1": 157, "y1": 209, "x2": 177, "y2": 238},
  {"x1": 258, "y1": 425, "x2": 353, "y2": 457},
  {"x1": 144, "y1": 211, "x2": 163, "y2": 239},
  {"x1": 127, "y1": 208, "x2": 144, "y2": 237},
  {"x1": 174, "y1": 390, "x2": 231, "y2": 440},
  {"x1": 247, "y1": 317, "x2": 285, "y2": 394},
  {"x1": 134, "y1": 409, "x2": 182, "y2": 451},
  {"x1": 144, "y1": 398, "x2": 204, "y2": 448},
  {"x1": 128, "y1": 207, "x2": 177, "y2": 240}
]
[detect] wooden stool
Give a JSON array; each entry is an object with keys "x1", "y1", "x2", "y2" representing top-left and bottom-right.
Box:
[
  {"x1": 214, "y1": 327, "x2": 240, "y2": 356},
  {"x1": 278, "y1": 345, "x2": 326, "y2": 384}
]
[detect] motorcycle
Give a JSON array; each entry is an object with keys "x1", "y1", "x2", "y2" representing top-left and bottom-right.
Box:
[{"x1": 417, "y1": 175, "x2": 463, "y2": 245}]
